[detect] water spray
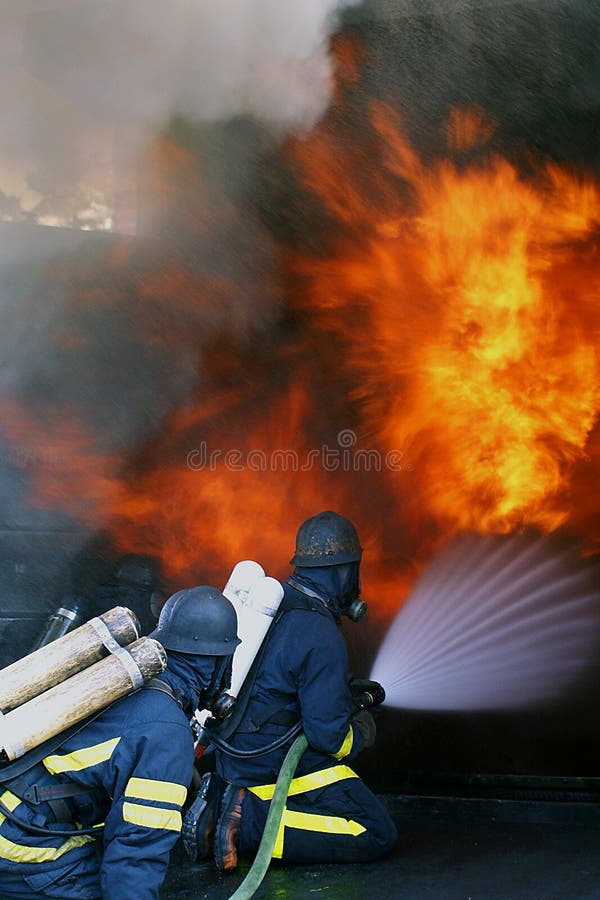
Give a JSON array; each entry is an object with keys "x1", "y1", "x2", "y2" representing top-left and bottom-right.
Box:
[{"x1": 371, "y1": 533, "x2": 600, "y2": 712}]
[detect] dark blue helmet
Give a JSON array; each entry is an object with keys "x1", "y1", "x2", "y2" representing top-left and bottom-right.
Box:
[
  {"x1": 290, "y1": 511, "x2": 363, "y2": 568},
  {"x1": 149, "y1": 586, "x2": 240, "y2": 656}
]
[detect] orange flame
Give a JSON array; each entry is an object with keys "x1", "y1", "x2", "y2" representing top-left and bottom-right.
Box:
[
  {"x1": 1, "y1": 99, "x2": 599, "y2": 625},
  {"x1": 0, "y1": 379, "x2": 407, "y2": 616},
  {"x1": 290, "y1": 104, "x2": 600, "y2": 536}
]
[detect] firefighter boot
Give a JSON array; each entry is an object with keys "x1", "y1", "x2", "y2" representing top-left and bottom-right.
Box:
[
  {"x1": 214, "y1": 783, "x2": 247, "y2": 871},
  {"x1": 182, "y1": 772, "x2": 226, "y2": 862}
]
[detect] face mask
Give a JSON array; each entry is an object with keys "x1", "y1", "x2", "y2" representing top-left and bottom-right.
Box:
[{"x1": 338, "y1": 564, "x2": 368, "y2": 622}]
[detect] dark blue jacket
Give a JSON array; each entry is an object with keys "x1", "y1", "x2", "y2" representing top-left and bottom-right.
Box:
[
  {"x1": 0, "y1": 670, "x2": 195, "y2": 900},
  {"x1": 216, "y1": 580, "x2": 365, "y2": 786}
]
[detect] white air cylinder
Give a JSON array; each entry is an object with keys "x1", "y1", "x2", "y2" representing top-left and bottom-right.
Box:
[
  {"x1": 194, "y1": 562, "x2": 284, "y2": 734},
  {"x1": 223, "y1": 560, "x2": 266, "y2": 606},
  {"x1": 228, "y1": 575, "x2": 284, "y2": 698}
]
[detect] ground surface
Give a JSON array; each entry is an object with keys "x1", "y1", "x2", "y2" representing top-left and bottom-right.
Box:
[{"x1": 160, "y1": 796, "x2": 600, "y2": 899}]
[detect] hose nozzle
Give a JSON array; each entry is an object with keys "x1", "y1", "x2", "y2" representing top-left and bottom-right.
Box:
[{"x1": 350, "y1": 678, "x2": 385, "y2": 710}]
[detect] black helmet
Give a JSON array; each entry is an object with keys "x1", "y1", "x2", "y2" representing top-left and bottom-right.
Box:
[
  {"x1": 114, "y1": 554, "x2": 161, "y2": 591},
  {"x1": 149, "y1": 586, "x2": 240, "y2": 656},
  {"x1": 290, "y1": 511, "x2": 363, "y2": 567}
]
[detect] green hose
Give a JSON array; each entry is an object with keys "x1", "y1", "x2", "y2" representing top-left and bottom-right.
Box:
[{"x1": 228, "y1": 732, "x2": 309, "y2": 900}]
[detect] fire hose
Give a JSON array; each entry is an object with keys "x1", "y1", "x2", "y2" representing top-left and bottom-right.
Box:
[
  {"x1": 227, "y1": 731, "x2": 309, "y2": 900},
  {"x1": 222, "y1": 679, "x2": 384, "y2": 898}
]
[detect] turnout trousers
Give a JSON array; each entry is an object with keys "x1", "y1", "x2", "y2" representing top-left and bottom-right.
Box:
[
  {"x1": 238, "y1": 764, "x2": 397, "y2": 864},
  {"x1": 0, "y1": 859, "x2": 101, "y2": 899}
]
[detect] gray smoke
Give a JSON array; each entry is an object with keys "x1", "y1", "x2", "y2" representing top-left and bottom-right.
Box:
[
  {"x1": 25, "y1": 0, "x2": 359, "y2": 128},
  {"x1": 0, "y1": 0, "x2": 362, "y2": 430},
  {"x1": 0, "y1": 0, "x2": 360, "y2": 216}
]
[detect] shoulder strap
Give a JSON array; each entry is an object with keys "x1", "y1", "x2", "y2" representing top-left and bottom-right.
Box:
[
  {"x1": 0, "y1": 707, "x2": 108, "y2": 784},
  {"x1": 9, "y1": 778, "x2": 93, "y2": 806},
  {"x1": 143, "y1": 677, "x2": 178, "y2": 703},
  {"x1": 0, "y1": 681, "x2": 148, "y2": 784},
  {"x1": 0, "y1": 712, "x2": 110, "y2": 834},
  {"x1": 204, "y1": 591, "x2": 304, "y2": 743}
]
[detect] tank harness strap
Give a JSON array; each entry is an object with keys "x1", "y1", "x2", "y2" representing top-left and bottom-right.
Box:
[
  {"x1": 235, "y1": 589, "x2": 320, "y2": 735},
  {"x1": 11, "y1": 684, "x2": 178, "y2": 820},
  {"x1": 143, "y1": 678, "x2": 178, "y2": 703},
  {"x1": 4, "y1": 775, "x2": 95, "y2": 823},
  {"x1": 235, "y1": 703, "x2": 299, "y2": 734},
  {"x1": 0, "y1": 685, "x2": 172, "y2": 826},
  {"x1": 0, "y1": 707, "x2": 116, "y2": 824},
  {"x1": 277, "y1": 591, "x2": 322, "y2": 614},
  {"x1": 0, "y1": 703, "x2": 111, "y2": 785},
  {"x1": 89, "y1": 616, "x2": 144, "y2": 689},
  {"x1": 204, "y1": 589, "x2": 312, "y2": 744},
  {"x1": 0, "y1": 698, "x2": 124, "y2": 837},
  {"x1": 9, "y1": 779, "x2": 94, "y2": 806}
]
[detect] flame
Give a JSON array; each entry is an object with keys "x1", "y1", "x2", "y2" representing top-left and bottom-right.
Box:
[
  {"x1": 289, "y1": 104, "x2": 600, "y2": 536},
  {"x1": 1, "y1": 97, "x2": 599, "y2": 626},
  {"x1": 0, "y1": 379, "x2": 405, "y2": 614}
]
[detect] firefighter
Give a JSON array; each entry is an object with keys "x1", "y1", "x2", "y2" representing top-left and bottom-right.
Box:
[
  {"x1": 95, "y1": 553, "x2": 165, "y2": 637},
  {"x1": 190, "y1": 511, "x2": 398, "y2": 870},
  {"x1": 0, "y1": 586, "x2": 240, "y2": 900}
]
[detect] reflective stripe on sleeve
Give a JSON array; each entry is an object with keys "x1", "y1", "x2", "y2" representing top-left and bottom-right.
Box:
[
  {"x1": 273, "y1": 809, "x2": 366, "y2": 858},
  {"x1": 43, "y1": 737, "x2": 121, "y2": 773},
  {"x1": 333, "y1": 725, "x2": 354, "y2": 760},
  {"x1": 0, "y1": 790, "x2": 20, "y2": 814},
  {"x1": 249, "y1": 765, "x2": 358, "y2": 801},
  {"x1": 0, "y1": 789, "x2": 95, "y2": 863},
  {"x1": 122, "y1": 801, "x2": 182, "y2": 832},
  {"x1": 125, "y1": 776, "x2": 187, "y2": 807}
]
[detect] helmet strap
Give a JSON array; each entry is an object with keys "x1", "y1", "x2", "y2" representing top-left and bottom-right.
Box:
[
  {"x1": 287, "y1": 577, "x2": 330, "y2": 608},
  {"x1": 289, "y1": 565, "x2": 365, "y2": 623}
]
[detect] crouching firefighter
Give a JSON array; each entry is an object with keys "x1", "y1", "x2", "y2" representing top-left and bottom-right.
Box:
[
  {"x1": 184, "y1": 511, "x2": 398, "y2": 870},
  {"x1": 0, "y1": 586, "x2": 240, "y2": 900}
]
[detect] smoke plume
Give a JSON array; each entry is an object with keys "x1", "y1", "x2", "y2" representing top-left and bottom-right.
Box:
[{"x1": 0, "y1": 0, "x2": 359, "y2": 219}]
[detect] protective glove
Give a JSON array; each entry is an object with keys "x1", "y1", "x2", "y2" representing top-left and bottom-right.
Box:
[
  {"x1": 349, "y1": 678, "x2": 385, "y2": 711},
  {"x1": 352, "y1": 709, "x2": 377, "y2": 748}
]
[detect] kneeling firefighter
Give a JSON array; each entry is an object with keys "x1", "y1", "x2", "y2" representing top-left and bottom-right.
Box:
[
  {"x1": 187, "y1": 511, "x2": 398, "y2": 870},
  {"x1": 0, "y1": 586, "x2": 240, "y2": 900}
]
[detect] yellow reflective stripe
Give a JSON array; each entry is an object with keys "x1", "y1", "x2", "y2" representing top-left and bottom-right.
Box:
[
  {"x1": 43, "y1": 737, "x2": 121, "y2": 774},
  {"x1": 0, "y1": 789, "x2": 96, "y2": 863},
  {"x1": 0, "y1": 790, "x2": 21, "y2": 814},
  {"x1": 272, "y1": 809, "x2": 366, "y2": 859},
  {"x1": 122, "y1": 801, "x2": 182, "y2": 832},
  {"x1": 249, "y1": 765, "x2": 358, "y2": 801},
  {"x1": 0, "y1": 831, "x2": 94, "y2": 863},
  {"x1": 283, "y1": 809, "x2": 366, "y2": 837},
  {"x1": 273, "y1": 815, "x2": 286, "y2": 858},
  {"x1": 125, "y1": 777, "x2": 187, "y2": 807},
  {"x1": 333, "y1": 725, "x2": 354, "y2": 760}
]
